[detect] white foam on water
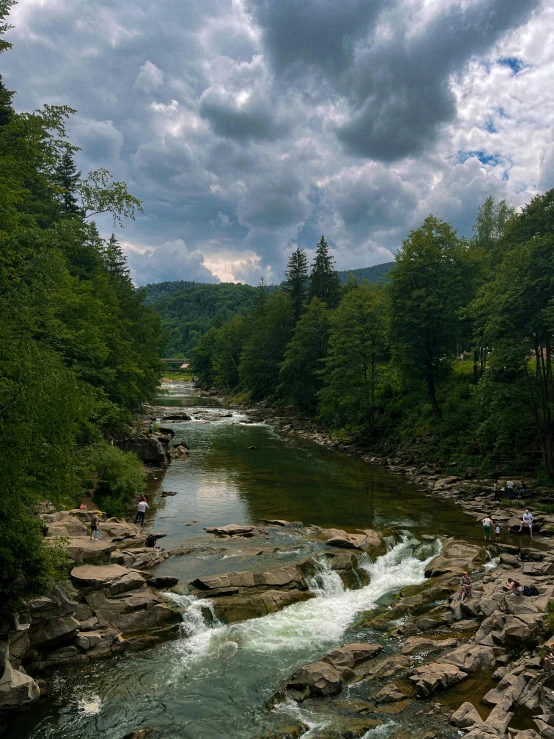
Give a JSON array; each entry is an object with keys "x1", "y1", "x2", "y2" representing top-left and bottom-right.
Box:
[
  {"x1": 273, "y1": 697, "x2": 328, "y2": 735},
  {"x1": 77, "y1": 694, "x2": 102, "y2": 715},
  {"x1": 484, "y1": 555, "x2": 500, "y2": 572},
  {"x1": 168, "y1": 536, "x2": 441, "y2": 666}
]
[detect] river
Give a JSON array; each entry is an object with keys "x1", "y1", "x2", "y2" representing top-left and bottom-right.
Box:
[{"x1": 6, "y1": 382, "x2": 483, "y2": 739}]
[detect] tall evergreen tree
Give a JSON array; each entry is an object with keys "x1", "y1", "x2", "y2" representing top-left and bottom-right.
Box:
[
  {"x1": 55, "y1": 150, "x2": 82, "y2": 214},
  {"x1": 309, "y1": 235, "x2": 341, "y2": 308},
  {"x1": 283, "y1": 247, "x2": 309, "y2": 320},
  {"x1": 104, "y1": 234, "x2": 130, "y2": 280}
]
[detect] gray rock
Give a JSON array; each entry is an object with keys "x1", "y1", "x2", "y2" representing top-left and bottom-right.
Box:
[
  {"x1": 402, "y1": 637, "x2": 458, "y2": 655},
  {"x1": 116, "y1": 438, "x2": 169, "y2": 466},
  {"x1": 374, "y1": 682, "x2": 413, "y2": 704},
  {"x1": 71, "y1": 564, "x2": 130, "y2": 589},
  {"x1": 439, "y1": 643, "x2": 496, "y2": 673},
  {"x1": 287, "y1": 660, "x2": 342, "y2": 697},
  {"x1": 29, "y1": 616, "x2": 80, "y2": 649},
  {"x1": 450, "y1": 701, "x2": 483, "y2": 728},
  {"x1": 410, "y1": 662, "x2": 467, "y2": 697}
]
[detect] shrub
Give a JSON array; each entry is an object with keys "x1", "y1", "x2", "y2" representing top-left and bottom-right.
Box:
[{"x1": 89, "y1": 443, "x2": 145, "y2": 516}]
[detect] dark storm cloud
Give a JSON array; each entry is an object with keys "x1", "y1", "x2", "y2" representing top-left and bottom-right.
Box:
[
  {"x1": 249, "y1": 0, "x2": 540, "y2": 161},
  {"x1": 337, "y1": 0, "x2": 542, "y2": 160},
  {"x1": 248, "y1": 0, "x2": 387, "y2": 77},
  {"x1": 3, "y1": 0, "x2": 548, "y2": 282}
]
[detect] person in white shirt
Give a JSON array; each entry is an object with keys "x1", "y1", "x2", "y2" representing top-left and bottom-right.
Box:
[
  {"x1": 506, "y1": 480, "x2": 515, "y2": 499},
  {"x1": 135, "y1": 497, "x2": 149, "y2": 526},
  {"x1": 482, "y1": 516, "x2": 493, "y2": 540},
  {"x1": 520, "y1": 509, "x2": 534, "y2": 537}
]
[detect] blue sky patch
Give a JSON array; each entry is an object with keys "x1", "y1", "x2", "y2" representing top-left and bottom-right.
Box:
[
  {"x1": 458, "y1": 150, "x2": 502, "y2": 166},
  {"x1": 498, "y1": 57, "x2": 525, "y2": 75}
]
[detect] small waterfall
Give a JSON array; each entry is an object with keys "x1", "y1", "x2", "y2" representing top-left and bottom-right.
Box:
[
  {"x1": 307, "y1": 558, "x2": 345, "y2": 598},
  {"x1": 163, "y1": 592, "x2": 222, "y2": 637}
]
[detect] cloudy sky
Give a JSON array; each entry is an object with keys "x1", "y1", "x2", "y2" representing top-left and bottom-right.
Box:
[{"x1": 4, "y1": 0, "x2": 552, "y2": 284}]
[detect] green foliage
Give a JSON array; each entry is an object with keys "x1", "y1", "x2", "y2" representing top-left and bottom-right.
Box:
[
  {"x1": 283, "y1": 247, "x2": 309, "y2": 320},
  {"x1": 279, "y1": 298, "x2": 330, "y2": 411},
  {"x1": 309, "y1": 235, "x2": 342, "y2": 308},
  {"x1": 319, "y1": 284, "x2": 388, "y2": 430},
  {"x1": 388, "y1": 216, "x2": 473, "y2": 416},
  {"x1": 0, "y1": 19, "x2": 162, "y2": 615},
  {"x1": 148, "y1": 282, "x2": 256, "y2": 356},
  {"x1": 89, "y1": 443, "x2": 146, "y2": 516}
]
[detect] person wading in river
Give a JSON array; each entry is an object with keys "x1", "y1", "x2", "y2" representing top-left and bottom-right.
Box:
[
  {"x1": 482, "y1": 515, "x2": 493, "y2": 541},
  {"x1": 135, "y1": 497, "x2": 149, "y2": 526}
]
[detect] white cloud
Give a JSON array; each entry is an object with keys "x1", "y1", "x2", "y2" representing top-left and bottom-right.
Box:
[{"x1": 134, "y1": 61, "x2": 164, "y2": 93}]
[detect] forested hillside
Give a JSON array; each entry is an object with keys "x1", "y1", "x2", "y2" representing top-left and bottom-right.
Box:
[
  {"x1": 147, "y1": 282, "x2": 256, "y2": 356},
  {"x1": 193, "y1": 200, "x2": 554, "y2": 480},
  {"x1": 336, "y1": 262, "x2": 394, "y2": 284},
  {"x1": 0, "y1": 0, "x2": 162, "y2": 616},
  {"x1": 145, "y1": 262, "x2": 393, "y2": 357}
]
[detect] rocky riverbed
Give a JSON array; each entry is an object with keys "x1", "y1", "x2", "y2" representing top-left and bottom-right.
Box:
[{"x1": 5, "y1": 389, "x2": 554, "y2": 739}]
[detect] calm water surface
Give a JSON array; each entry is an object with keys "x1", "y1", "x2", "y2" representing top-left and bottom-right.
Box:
[{"x1": 6, "y1": 382, "x2": 482, "y2": 739}]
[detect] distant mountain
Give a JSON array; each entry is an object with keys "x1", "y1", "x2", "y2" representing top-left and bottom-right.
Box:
[
  {"x1": 143, "y1": 262, "x2": 395, "y2": 357},
  {"x1": 336, "y1": 262, "x2": 395, "y2": 285}
]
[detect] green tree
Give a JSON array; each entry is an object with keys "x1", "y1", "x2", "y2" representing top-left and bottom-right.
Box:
[
  {"x1": 319, "y1": 284, "x2": 387, "y2": 429},
  {"x1": 283, "y1": 247, "x2": 309, "y2": 320},
  {"x1": 55, "y1": 150, "x2": 82, "y2": 215},
  {"x1": 309, "y1": 235, "x2": 341, "y2": 308},
  {"x1": 388, "y1": 216, "x2": 471, "y2": 417},
  {"x1": 239, "y1": 291, "x2": 295, "y2": 399},
  {"x1": 473, "y1": 190, "x2": 554, "y2": 475},
  {"x1": 278, "y1": 298, "x2": 330, "y2": 411}
]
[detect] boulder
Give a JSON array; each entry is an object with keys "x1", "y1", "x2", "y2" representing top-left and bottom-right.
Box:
[
  {"x1": 359, "y1": 655, "x2": 413, "y2": 680},
  {"x1": 28, "y1": 616, "x2": 80, "y2": 649},
  {"x1": 85, "y1": 588, "x2": 180, "y2": 633},
  {"x1": 439, "y1": 643, "x2": 496, "y2": 673},
  {"x1": 116, "y1": 438, "x2": 169, "y2": 467},
  {"x1": 374, "y1": 682, "x2": 413, "y2": 704},
  {"x1": 108, "y1": 572, "x2": 147, "y2": 596},
  {"x1": 71, "y1": 564, "x2": 130, "y2": 589},
  {"x1": 323, "y1": 528, "x2": 384, "y2": 556},
  {"x1": 482, "y1": 671, "x2": 527, "y2": 707},
  {"x1": 425, "y1": 540, "x2": 484, "y2": 578},
  {"x1": 450, "y1": 701, "x2": 483, "y2": 728},
  {"x1": 410, "y1": 662, "x2": 467, "y2": 697},
  {"x1": 210, "y1": 589, "x2": 314, "y2": 624},
  {"x1": 162, "y1": 413, "x2": 191, "y2": 421},
  {"x1": 485, "y1": 699, "x2": 513, "y2": 734},
  {"x1": 402, "y1": 637, "x2": 458, "y2": 655},
  {"x1": 287, "y1": 660, "x2": 343, "y2": 697},
  {"x1": 41, "y1": 511, "x2": 88, "y2": 538},
  {"x1": 323, "y1": 643, "x2": 383, "y2": 670},
  {"x1": 0, "y1": 656, "x2": 40, "y2": 711}
]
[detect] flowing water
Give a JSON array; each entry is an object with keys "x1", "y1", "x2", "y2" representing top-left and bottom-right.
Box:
[{"x1": 5, "y1": 382, "x2": 482, "y2": 739}]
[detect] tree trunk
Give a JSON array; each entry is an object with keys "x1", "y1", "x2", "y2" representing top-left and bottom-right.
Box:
[{"x1": 427, "y1": 376, "x2": 441, "y2": 417}]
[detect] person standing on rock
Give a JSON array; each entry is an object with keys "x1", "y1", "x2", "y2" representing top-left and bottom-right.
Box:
[
  {"x1": 495, "y1": 523, "x2": 501, "y2": 541},
  {"x1": 90, "y1": 511, "x2": 102, "y2": 541},
  {"x1": 149, "y1": 421, "x2": 154, "y2": 435},
  {"x1": 506, "y1": 479, "x2": 515, "y2": 499},
  {"x1": 518, "y1": 480, "x2": 527, "y2": 499},
  {"x1": 135, "y1": 497, "x2": 149, "y2": 526},
  {"x1": 482, "y1": 516, "x2": 493, "y2": 541},
  {"x1": 520, "y1": 509, "x2": 534, "y2": 537}
]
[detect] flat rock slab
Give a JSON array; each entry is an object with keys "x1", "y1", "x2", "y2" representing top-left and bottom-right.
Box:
[
  {"x1": 402, "y1": 637, "x2": 458, "y2": 655},
  {"x1": 191, "y1": 565, "x2": 307, "y2": 593},
  {"x1": 71, "y1": 564, "x2": 130, "y2": 588},
  {"x1": 204, "y1": 524, "x2": 259, "y2": 537},
  {"x1": 374, "y1": 682, "x2": 414, "y2": 704},
  {"x1": 65, "y1": 539, "x2": 117, "y2": 563}
]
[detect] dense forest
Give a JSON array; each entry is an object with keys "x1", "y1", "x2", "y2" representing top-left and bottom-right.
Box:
[
  {"x1": 145, "y1": 263, "x2": 393, "y2": 358},
  {"x1": 193, "y1": 197, "x2": 554, "y2": 481},
  {"x1": 146, "y1": 282, "x2": 256, "y2": 356},
  {"x1": 0, "y1": 0, "x2": 162, "y2": 616}
]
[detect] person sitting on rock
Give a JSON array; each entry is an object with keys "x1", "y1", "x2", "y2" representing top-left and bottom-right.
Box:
[
  {"x1": 520, "y1": 509, "x2": 534, "y2": 537},
  {"x1": 506, "y1": 577, "x2": 522, "y2": 595},
  {"x1": 459, "y1": 572, "x2": 472, "y2": 603},
  {"x1": 544, "y1": 650, "x2": 554, "y2": 672}
]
